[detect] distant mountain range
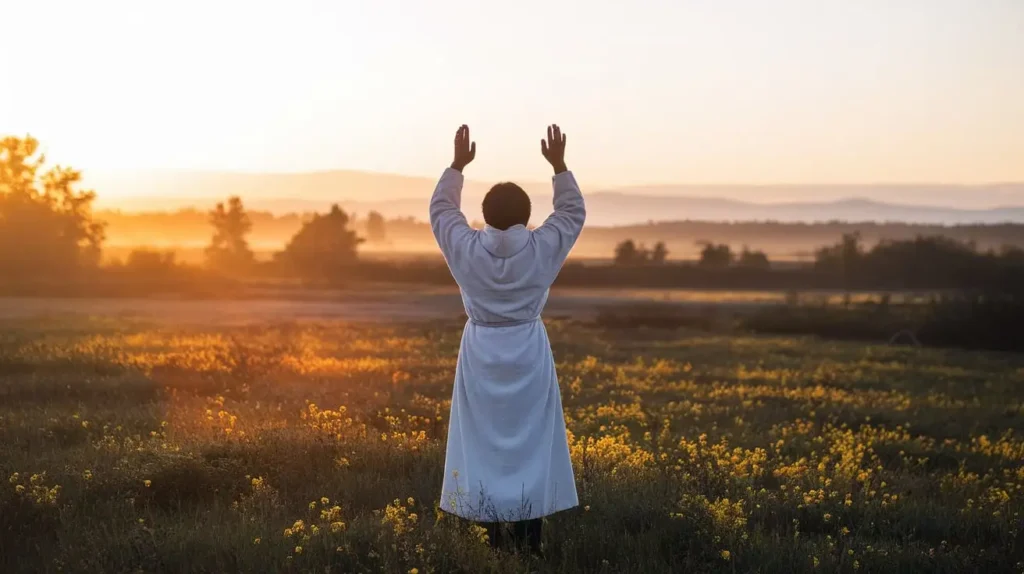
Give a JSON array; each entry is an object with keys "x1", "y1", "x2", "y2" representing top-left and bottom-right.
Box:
[{"x1": 86, "y1": 169, "x2": 1024, "y2": 226}]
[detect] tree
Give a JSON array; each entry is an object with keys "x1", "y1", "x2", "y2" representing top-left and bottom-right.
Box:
[
  {"x1": 651, "y1": 242, "x2": 669, "y2": 264},
  {"x1": 0, "y1": 135, "x2": 105, "y2": 277},
  {"x1": 814, "y1": 232, "x2": 864, "y2": 286},
  {"x1": 636, "y1": 243, "x2": 651, "y2": 263},
  {"x1": 999, "y1": 245, "x2": 1024, "y2": 266},
  {"x1": 275, "y1": 204, "x2": 364, "y2": 282},
  {"x1": 366, "y1": 210, "x2": 387, "y2": 243},
  {"x1": 614, "y1": 239, "x2": 669, "y2": 265},
  {"x1": 614, "y1": 239, "x2": 639, "y2": 265},
  {"x1": 123, "y1": 248, "x2": 178, "y2": 277},
  {"x1": 815, "y1": 233, "x2": 862, "y2": 271},
  {"x1": 697, "y1": 241, "x2": 733, "y2": 268},
  {"x1": 205, "y1": 196, "x2": 254, "y2": 274},
  {"x1": 737, "y1": 246, "x2": 770, "y2": 269}
]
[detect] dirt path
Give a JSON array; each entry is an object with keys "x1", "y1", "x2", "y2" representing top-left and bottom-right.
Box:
[
  {"x1": 0, "y1": 291, "x2": 779, "y2": 325},
  {"x1": 0, "y1": 295, "x2": 462, "y2": 325}
]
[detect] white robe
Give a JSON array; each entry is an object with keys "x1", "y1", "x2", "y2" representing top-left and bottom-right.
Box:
[{"x1": 430, "y1": 167, "x2": 586, "y2": 522}]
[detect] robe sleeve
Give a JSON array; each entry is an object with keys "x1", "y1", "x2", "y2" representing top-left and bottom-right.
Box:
[
  {"x1": 533, "y1": 171, "x2": 587, "y2": 278},
  {"x1": 429, "y1": 167, "x2": 474, "y2": 264}
]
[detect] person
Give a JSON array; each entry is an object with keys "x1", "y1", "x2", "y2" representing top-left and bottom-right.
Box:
[{"x1": 430, "y1": 124, "x2": 586, "y2": 555}]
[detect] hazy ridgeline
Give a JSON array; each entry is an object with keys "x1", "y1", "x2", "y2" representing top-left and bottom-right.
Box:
[{"x1": 2, "y1": 318, "x2": 1022, "y2": 573}]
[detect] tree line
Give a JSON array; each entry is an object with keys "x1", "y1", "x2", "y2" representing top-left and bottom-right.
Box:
[
  {"x1": 607, "y1": 233, "x2": 1024, "y2": 292},
  {"x1": 613, "y1": 239, "x2": 771, "y2": 269},
  {"x1": 114, "y1": 197, "x2": 368, "y2": 283},
  {"x1": 97, "y1": 208, "x2": 1024, "y2": 261},
  {"x1": 3, "y1": 134, "x2": 1023, "y2": 295},
  {"x1": 0, "y1": 136, "x2": 366, "y2": 288}
]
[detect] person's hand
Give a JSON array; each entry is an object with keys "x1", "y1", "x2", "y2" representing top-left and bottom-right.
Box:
[
  {"x1": 450, "y1": 124, "x2": 476, "y2": 172},
  {"x1": 541, "y1": 124, "x2": 568, "y2": 175}
]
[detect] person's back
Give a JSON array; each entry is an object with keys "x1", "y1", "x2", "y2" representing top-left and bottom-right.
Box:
[{"x1": 430, "y1": 124, "x2": 584, "y2": 555}]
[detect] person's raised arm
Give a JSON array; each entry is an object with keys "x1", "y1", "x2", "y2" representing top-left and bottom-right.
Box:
[
  {"x1": 430, "y1": 125, "x2": 477, "y2": 259},
  {"x1": 534, "y1": 124, "x2": 586, "y2": 274}
]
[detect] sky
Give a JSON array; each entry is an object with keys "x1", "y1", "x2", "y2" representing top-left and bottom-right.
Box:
[{"x1": 2, "y1": 0, "x2": 1023, "y2": 192}]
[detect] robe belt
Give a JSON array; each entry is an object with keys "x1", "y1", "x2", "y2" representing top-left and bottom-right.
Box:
[{"x1": 468, "y1": 316, "x2": 541, "y2": 328}]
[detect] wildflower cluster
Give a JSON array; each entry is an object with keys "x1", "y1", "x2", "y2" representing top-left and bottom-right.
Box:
[
  {"x1": 281, "y1": 497, "x2": 348, "y2": 556},
  {"x1": 8, "y1": 472, "x2": 61, "y2": 505},
  {"x1": 302, "y1": 403, "x2": 366, "y2": 441},
  {"x1": 379, "y1": 497, "x2": 419, "y2": 536}
]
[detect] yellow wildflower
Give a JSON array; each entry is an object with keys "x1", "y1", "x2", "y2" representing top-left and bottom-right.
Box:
[
  {"x1": 469, "y1": 525, "x2": 489, "y2": 544},
  {"x1": 721, "y1": 550, "x2": 731, "y2": 560}
]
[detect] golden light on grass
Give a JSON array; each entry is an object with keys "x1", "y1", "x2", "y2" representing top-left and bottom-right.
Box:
[{"x1": 1, "y1": 318, "x2": 1022, "y2": 571}]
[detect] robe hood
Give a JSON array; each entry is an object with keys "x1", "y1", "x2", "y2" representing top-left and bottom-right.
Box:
[{"x1": 480, "y1": 224, "x2": 530, "y2": 258}]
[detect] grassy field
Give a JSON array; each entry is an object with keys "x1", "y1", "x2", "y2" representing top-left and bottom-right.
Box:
[{"x1": 1, "y1": 317, "x2": 1022, "y2": 573}]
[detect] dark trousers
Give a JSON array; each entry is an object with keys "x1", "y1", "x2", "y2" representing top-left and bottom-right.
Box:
[{"x1": 480, "y1": 518, "x2": 542, "y2": 555}]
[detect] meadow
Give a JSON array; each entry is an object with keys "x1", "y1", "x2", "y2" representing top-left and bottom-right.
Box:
[{"x1": 2, "y1": 316, "x2": 1022, "y2": 573}]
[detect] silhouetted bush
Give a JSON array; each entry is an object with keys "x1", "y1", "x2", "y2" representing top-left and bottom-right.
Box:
[
  {"x1": 744, "y1": 303, "x2": 914, "y2": 343},
  {"x1": 737, "y1": 246, "x2": 771, "y2": 269},
  {"x1": 696, "y1": 241, "x2": 733, "y2": 268},
  {"x1": 365, "y1": 210, "x2": 388, "y2": 244},
  {"x1": 744, "y1": 291, "x2": 1024, "y2": 352},
  {"x1": 274, "y1": 205, "x2": 364, "y2": 284},
  {"x1": 915, "y1": 293, "x2": 1024, "y2": 352}
]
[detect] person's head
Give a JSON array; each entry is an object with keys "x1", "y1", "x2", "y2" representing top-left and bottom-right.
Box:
[{"x1": 482, "y1": 182, "x2": 531, "y2": 231}]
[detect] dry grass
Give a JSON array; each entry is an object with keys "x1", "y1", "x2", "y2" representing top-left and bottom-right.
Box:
[{"x1": 1, "y1": 317, "x2": 1022, "y2": 573}]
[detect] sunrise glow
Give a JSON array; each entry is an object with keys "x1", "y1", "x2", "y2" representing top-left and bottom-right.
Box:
[{"x1": 2, "y1": 0, "x2": 1021, "y2": 194}]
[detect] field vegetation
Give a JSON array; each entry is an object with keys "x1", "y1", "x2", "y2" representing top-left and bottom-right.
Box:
[{"x1": 2, "y1": 317, "x2": 1022, "y2": 573}]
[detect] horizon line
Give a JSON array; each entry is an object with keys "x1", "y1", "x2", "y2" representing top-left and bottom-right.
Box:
[
  {"x1": 91, "y1": 194, "x2": 1024, "y2": 214},
  {"x1": 80, "y1": 166, "x2": 1024, "y2": 190}
]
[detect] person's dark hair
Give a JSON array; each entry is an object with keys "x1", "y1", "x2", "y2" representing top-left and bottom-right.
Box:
[{"x1": 482, "y1": 182, "x2": 531, "y2": 231}]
